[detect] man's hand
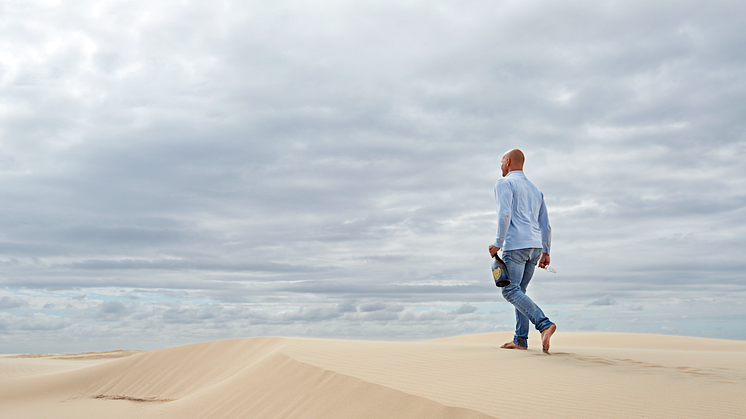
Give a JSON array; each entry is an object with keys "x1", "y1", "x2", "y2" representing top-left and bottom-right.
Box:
[
  {"x1": 488, "y1": 245, "x2": 500, "y2": 257},
  {"x1": 538, "y1": 253, "x2": 550, "y2": 269}
]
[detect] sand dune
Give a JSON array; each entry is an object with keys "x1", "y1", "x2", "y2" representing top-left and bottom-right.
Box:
[{"x1": 1, "y1": 332, "x2": 745, "y2": 419}]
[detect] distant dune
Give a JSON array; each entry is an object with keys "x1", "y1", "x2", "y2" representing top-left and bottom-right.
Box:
[{"x1": 1, "y1": 332, "x2": 745, "y2": 418}]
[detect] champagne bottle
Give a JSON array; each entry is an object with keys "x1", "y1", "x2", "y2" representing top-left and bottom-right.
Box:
[{"x1": 492, "y1": 254, "x2": 510, "y2": 287}]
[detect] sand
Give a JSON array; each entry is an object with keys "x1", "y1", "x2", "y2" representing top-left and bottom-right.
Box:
[{"x1": 1, "y1": 332, "x2": 745, "y2": 418}]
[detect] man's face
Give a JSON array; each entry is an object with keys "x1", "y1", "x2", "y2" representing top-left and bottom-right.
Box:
[{"x1": 500, "y1": 155, "x2": 509, "y2": 177}]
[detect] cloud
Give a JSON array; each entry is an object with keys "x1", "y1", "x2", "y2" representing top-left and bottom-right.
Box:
[
  {"x1": 0, "y1": 0, "x2": 745, "y2": 352},
  {"x1": 358, "y1": 302, "x2": 388, "y2": 312},
  {"x1": 454, "y1": 304, "x2": 478, "y2": 314},
  {"x1": 0, "y1": 296, "x2": 28, "y2": 310},
  {"x1": 589, "y1": 295, "x2": 617, "y2": 306},
  {"x1": 0, "y1": 313, "x2": 71, "y2": 331}
]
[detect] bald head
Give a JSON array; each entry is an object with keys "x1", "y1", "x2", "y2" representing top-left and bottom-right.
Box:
[{"x1": 500, "y1": 149, "x2": 525, "y2": 177}]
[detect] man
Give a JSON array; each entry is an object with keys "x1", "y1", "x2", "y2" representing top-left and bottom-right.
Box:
[{"x1": 489, "y1": 149, "x2": 556, "y2": 353}]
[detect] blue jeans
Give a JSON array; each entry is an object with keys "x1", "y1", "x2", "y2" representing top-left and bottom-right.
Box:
[{"x1": 501, "y1": 248, "x2": 554, "y2": 348}]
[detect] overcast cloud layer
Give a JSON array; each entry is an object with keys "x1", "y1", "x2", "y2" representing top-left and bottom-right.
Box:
[{"x1": 1, "y1": 0, "x2": 745, "y2": 353}]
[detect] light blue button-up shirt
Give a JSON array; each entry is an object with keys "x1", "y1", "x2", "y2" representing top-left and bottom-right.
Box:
[{"x1": 493, "y1": 171, "x2": 551, "y2": 253}]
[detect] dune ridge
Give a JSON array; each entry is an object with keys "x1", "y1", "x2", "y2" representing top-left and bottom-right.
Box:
[{"x1": 1, "y1": 332, "x2": 745, "y2": 418}]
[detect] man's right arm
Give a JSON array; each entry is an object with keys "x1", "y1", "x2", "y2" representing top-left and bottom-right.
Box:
[
  {"x1": 538, "y1": 194, "x2": 551, "y2": 254},
  {"x1": 538, "y1": 253, "x2": 550, "y2": 269},
  {"x1": 538, "y1": 193, "x2": 551, "y2": 268}
]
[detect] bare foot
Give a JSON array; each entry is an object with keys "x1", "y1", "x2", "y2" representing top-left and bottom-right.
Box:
[
  {"x1": 500, "y1": 342, "x2": 527, "y2": 350},
  {"x1": 541, "y1": 324, "x2": 556, "y2": 353}
]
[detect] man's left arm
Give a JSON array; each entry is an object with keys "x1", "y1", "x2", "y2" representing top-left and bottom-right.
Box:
[{"x1": 490, "y1": 180, "x2": 513, "y2": 257}]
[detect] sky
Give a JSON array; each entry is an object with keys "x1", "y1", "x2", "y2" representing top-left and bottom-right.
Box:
[{"x1": 1, "y1": 0, "x2": 745, "y2": 353}]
